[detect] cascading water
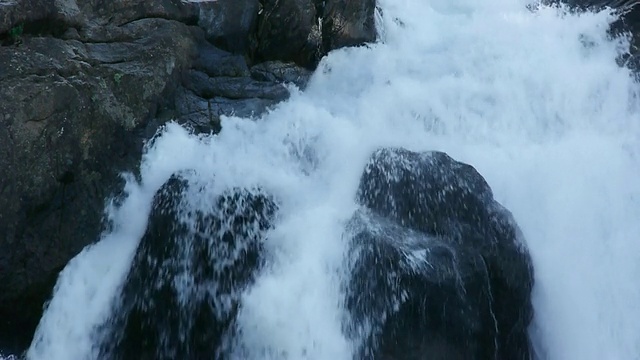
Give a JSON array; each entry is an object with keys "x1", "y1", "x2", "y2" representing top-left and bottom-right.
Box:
[{"x1": 11, "y1": 0, "x2": 640, "y2": 359}]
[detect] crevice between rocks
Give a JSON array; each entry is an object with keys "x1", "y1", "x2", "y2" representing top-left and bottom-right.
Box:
[{"x1": 0, "y1": 17, "x2": 70, "y2": 45}]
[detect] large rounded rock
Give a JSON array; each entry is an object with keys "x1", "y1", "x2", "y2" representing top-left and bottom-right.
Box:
[
  {"x1": 344, "y1": 148, "x2": 534, "y2": 359},
  {"x1": 98, "y1": 174, "x2": 278, "y2": 359}
]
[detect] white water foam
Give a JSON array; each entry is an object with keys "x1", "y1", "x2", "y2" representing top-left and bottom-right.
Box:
[{"x1": 26, "y1": 0, "x2": 640, "y2": 359}]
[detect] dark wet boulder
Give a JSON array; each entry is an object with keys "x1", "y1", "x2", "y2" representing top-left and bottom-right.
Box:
[
  {"x1": 344, "y1": 148, "x2": 534, "y2": 359},
  {"x1": 98, "y1": 173, "x2": 278, "y2": 359}
]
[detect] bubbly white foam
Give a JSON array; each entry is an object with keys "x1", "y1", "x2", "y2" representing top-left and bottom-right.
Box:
[{"x1": 26, "y1": 0, "x2": 640, "y2": 359}]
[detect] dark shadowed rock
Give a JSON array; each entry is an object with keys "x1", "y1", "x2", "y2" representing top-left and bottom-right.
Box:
[
  {"x1": 193, "y1": 41, "x2": 251, "y2": 78},
  {"x1": 253, "y1": 0, "x2": 377, "y2": 68},
  {"x1": 250, "y1": 61, "x2": 313, "y2": 89},
  {"x1": 183, "y1": 70, "x2": 290, "y2": 101},
  {"x1": 256, "y1": 0, "x2": 321, "y2": 68},
  {"x1": 345, "y1": 148, "x2": 534, "y2": 360},
  {"x1": 172, "y1": 87, "x2": 219, "y2": 133},
  {"x1": 175, "y1": 69, "x2": 287, "y2": 134},
  {"x1": 73, "y1": 0, "x2": 199, "y2": 26},
  {"x1": 322, "y1": 0, "x2": 377, "y2": 53},
  {"x1": 207, "y1": 97, "x2": 281, "y2": 121},
  {"x1": 196, "y1": 0, "x2": 260, "y2": 55},
  {"x1": 98, "y1": 174, "x2": 278, "y2": 359},
  {"x1": 0, "y1": 0, "x2": 57, "y2": 36},
  {"x1": 173, "y1": 87, "x2": 280, "y2": 134}
]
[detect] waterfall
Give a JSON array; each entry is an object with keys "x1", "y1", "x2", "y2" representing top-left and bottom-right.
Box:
[{"x1": 23, "y1": 0, "x2": 640, "y2": 359}]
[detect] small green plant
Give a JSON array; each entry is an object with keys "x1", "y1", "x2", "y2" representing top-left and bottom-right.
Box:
[
  {"x1": 113, "y1": 73, "x2": 123, "y2": 84},
  {"x1": 9, "y1": 23, "x2": 23, "y2": 40},
  {"x1": 2, "y1": 23, "x2": 24, "y2": 45}
]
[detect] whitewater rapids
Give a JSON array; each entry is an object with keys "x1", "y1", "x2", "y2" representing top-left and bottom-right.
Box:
[{"x1": 20, "y1": 0, "x2": 640, "y2": 359}]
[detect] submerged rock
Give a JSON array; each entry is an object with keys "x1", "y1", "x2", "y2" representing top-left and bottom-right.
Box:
[
  {"x1": 345, "y1": 148, "x2": 534, "y2": 359},
  {"x1": 98, "y1": 174, "x2": 278, "y2": 359}
]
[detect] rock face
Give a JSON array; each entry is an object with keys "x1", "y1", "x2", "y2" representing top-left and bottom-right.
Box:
[
  {"x1": 344, "y1": 148, "x2": 534, "y2": 359},
  {"x1": 250, "y1": 61, "x2": 313, "y2": 89},
  {"x1": 0, "y1": 16, "x2": 199, "y2": 354},
  {"x1": 98, "y1": 174, "x2": 278, "y2": 359},
  {"x1": 196, "y1": 0, "x2": 260, "y2": 54},
  {"x1": 322, "y1": 0, "x2": 377, "y2": 53},
  {"x1": 0, "y1": 0, "x2": 376, "y2": 354},
  {"x1": 256, "y1": 0, "x2": 377, "y2": 68},
  {"x1": 256, "y1": 0, "x2": 321, "y2": 67}
]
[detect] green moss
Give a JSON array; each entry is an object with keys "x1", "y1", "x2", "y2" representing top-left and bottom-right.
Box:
[{"x1": 9, "y1": 24, "x2": 23, "y2": 39}]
